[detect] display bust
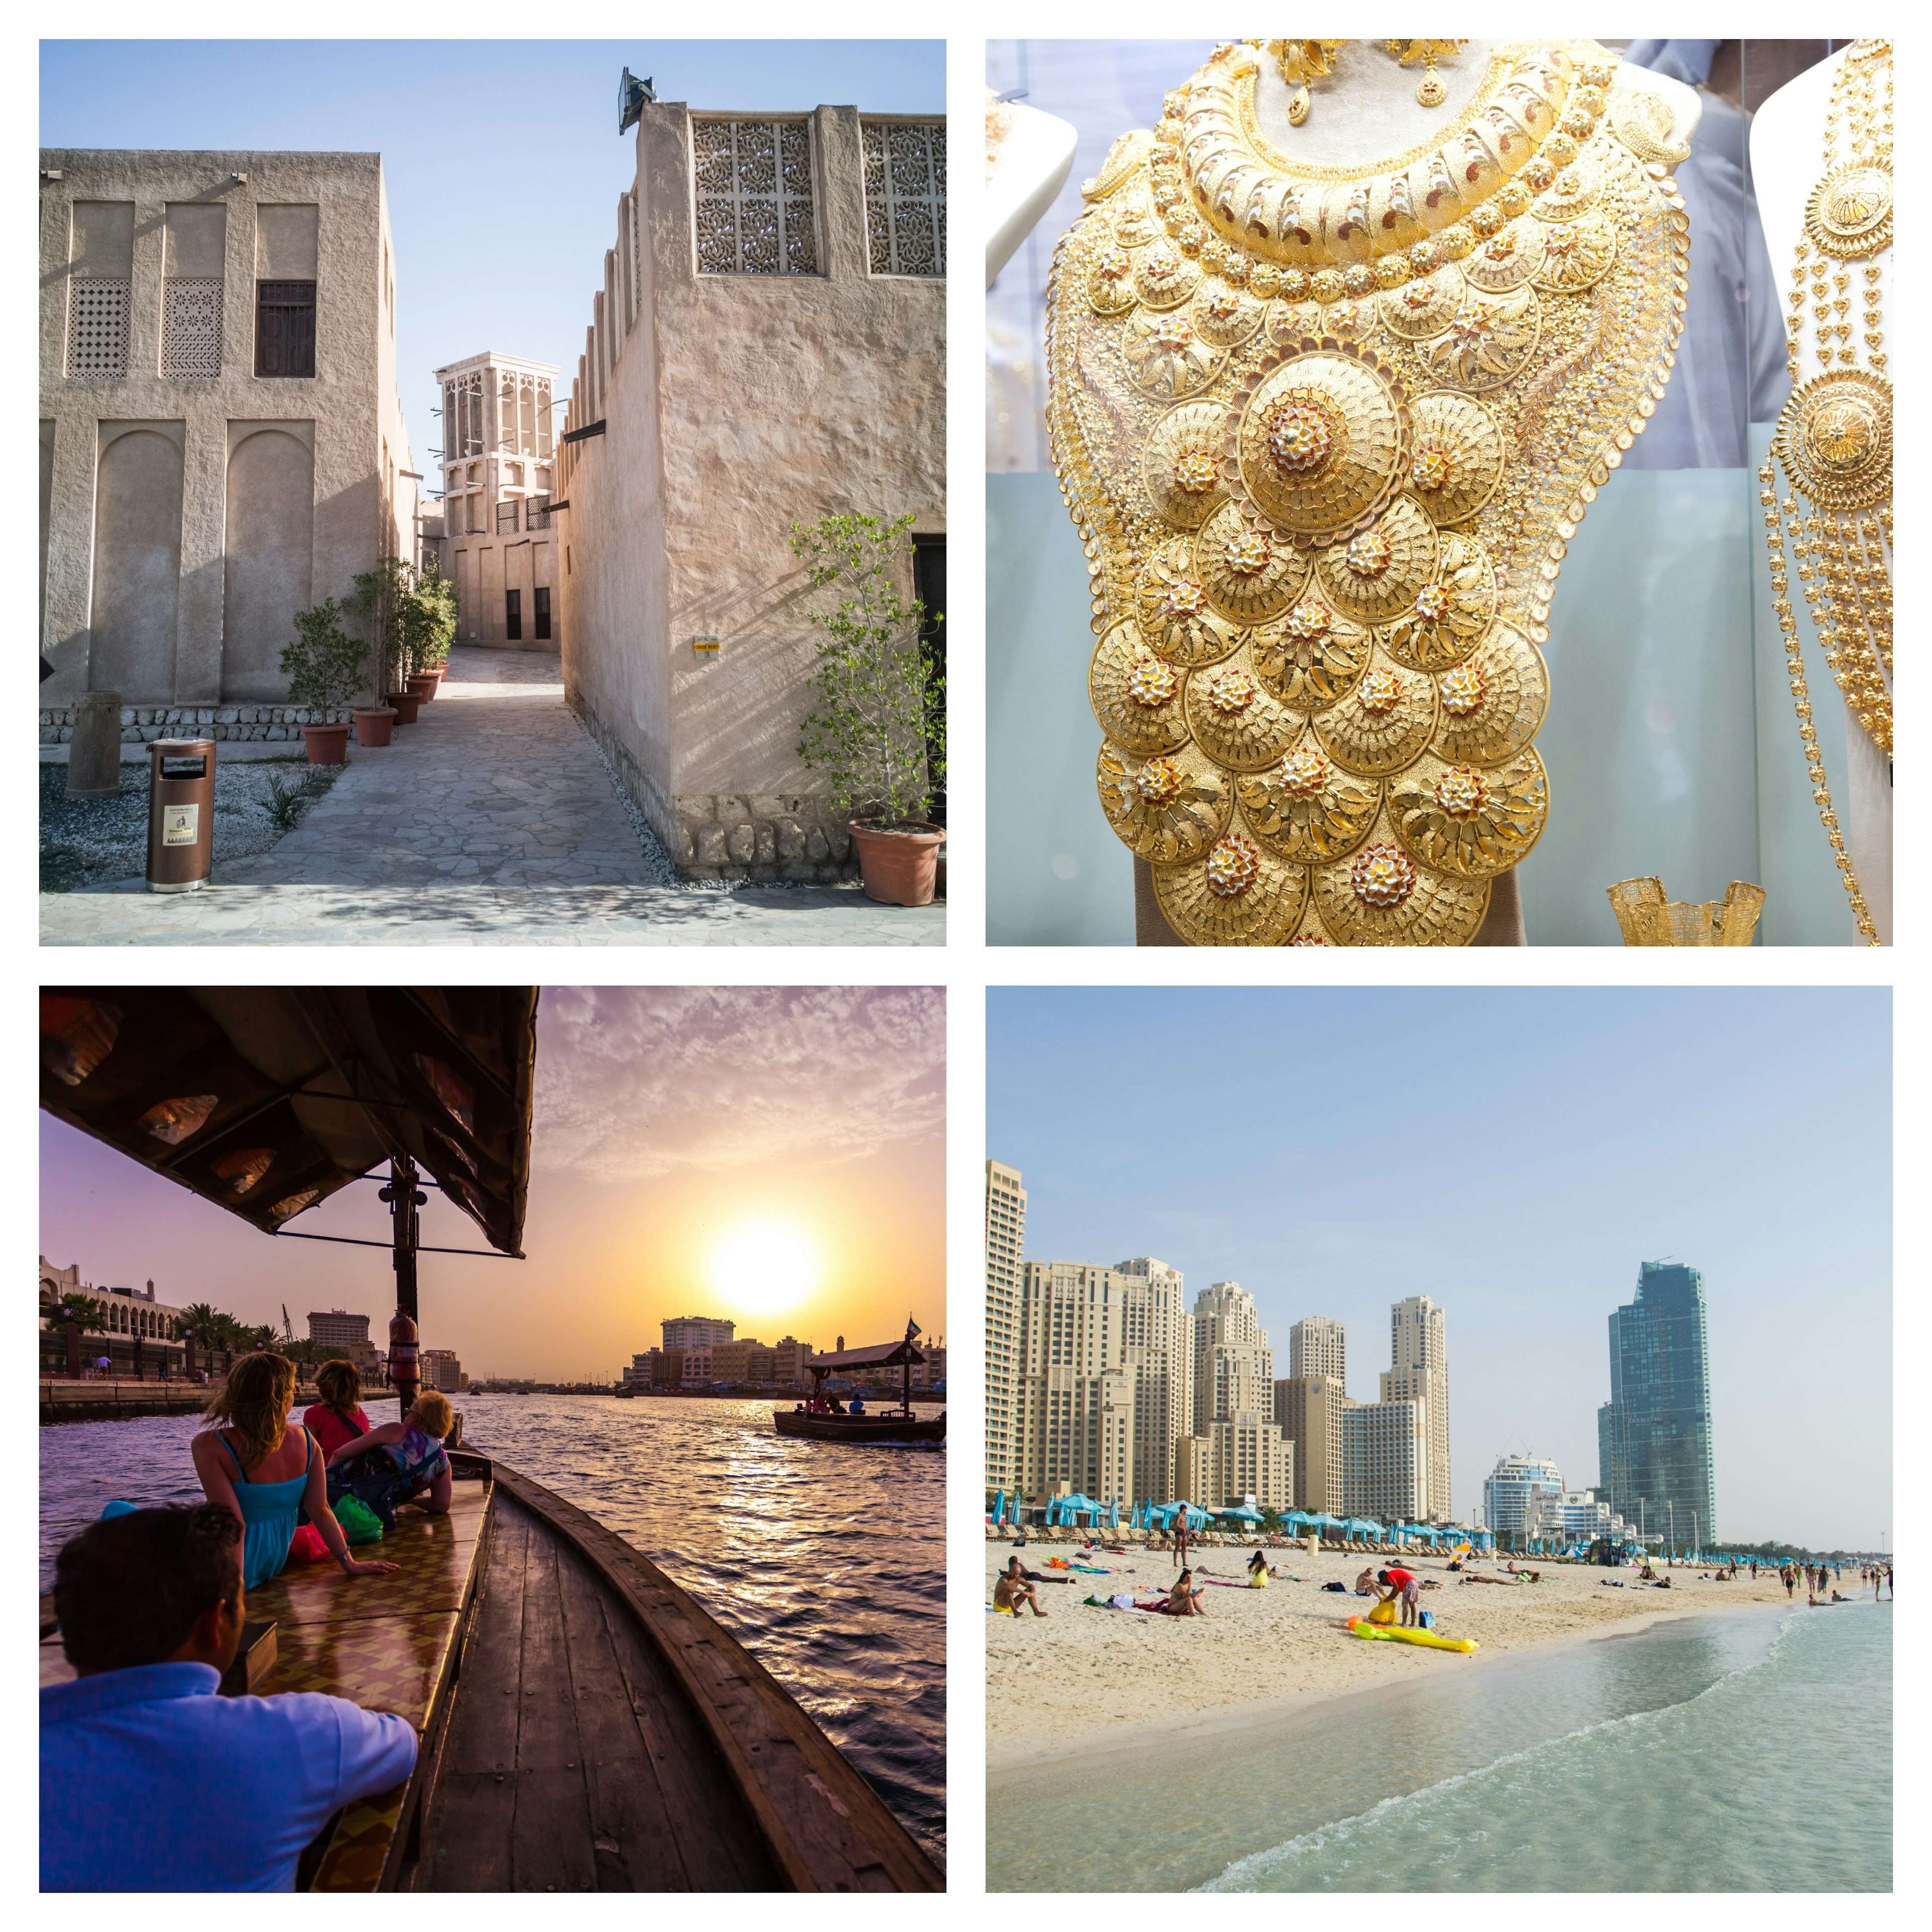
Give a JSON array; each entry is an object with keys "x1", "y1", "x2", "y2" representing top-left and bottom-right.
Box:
[{"x1": 1045, "y1": 40, "x2": 1700, "y2": 944}]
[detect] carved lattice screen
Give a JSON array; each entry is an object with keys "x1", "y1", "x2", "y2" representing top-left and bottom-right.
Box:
[{"x1": 692, "y1": 118, "x2": 818, "y2": 275}]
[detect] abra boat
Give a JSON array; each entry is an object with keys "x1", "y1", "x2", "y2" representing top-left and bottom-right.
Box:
[
  {"x1": 38, "y1": 987, "x2": 943, "y2": 1892},
  {"x1": 773, "y1": 1322, "x2": 945, "y2": 1447}
]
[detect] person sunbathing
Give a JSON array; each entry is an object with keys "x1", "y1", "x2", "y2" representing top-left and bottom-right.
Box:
[
  {"x1": 995, "y1": 1559, "x2": 1047, "y2": 1616},
  {"x1": 1354, "y1": 1566, "x2": 1379, "y2": 1596},
  {"x1": 1158, "y1": 1569, "x2": 1207, "y2": 1616}
]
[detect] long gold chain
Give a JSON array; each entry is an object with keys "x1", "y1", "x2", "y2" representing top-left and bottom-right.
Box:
[{"x1": 1762, "y1": 40, "x2": 1890, "y2": 942}]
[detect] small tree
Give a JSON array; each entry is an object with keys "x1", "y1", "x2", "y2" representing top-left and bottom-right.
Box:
[
  {"x1": 790, "y1": 512, "x2": 938, "y2": 828},
  {"x1": 280, "y1": 598, "x2": 370, "y2": 713},
  {"x1": 348, "y1": 555, "x2": 416, "y2": 695},
  {"x1": 402, "y1": 558, "x2": 459, "y2": 674}
]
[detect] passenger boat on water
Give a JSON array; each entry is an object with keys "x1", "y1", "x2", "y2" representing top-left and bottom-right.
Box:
[
  {"x1": 773, "y1": 1323, "x2": 946, "y2": 1447},
  {"x1": 38, "y1": 988, "x2": 943, "y2": 1892}
]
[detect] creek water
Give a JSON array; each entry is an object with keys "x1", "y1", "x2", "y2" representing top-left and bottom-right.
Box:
[{"x1": 40, "y1": 1392, "x2": 946, "y2": 1867}]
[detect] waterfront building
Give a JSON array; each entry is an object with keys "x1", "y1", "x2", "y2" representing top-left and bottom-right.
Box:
[
  {"x1": 429, "y1": 350, "x2": 558, "y2": 650},
  {"x1": 1175, "y1": 1410, "x2": 1293, "y2": 1513},
  {"x1": 38, "y1": 1263, "x2": 186, "y2": 1377},
  {"x1": 554, "y1": 98, "x2": 945, "y2": 880},
  {"x1": 1482, "y1": 1453, "x2": 1565, "y2": 1539},
  {"x1": 419, "y1": 1346, "x2": 466, "y2": 1392},
  {"x1": 1525, "y1": 1487, "x2": 1632, "y2": 1546},
  {"x1": 1341, "y1": 1398, "x2": 1429, "y2": 1525},
  {"x1": 1274, "y1": 1374, "x2": 1351, "y2": 1515},
  {"x1": 623, "y1": 1351, "x2": 656, "y2": 1387},
  {"x1": 1289, "y1": 1314, "x2": 1346, "y2": 1385},
  {"x1": 1599, "y1": 1260, "x2": 1718, "y2": 1551},
  {"x1": 1192, "y1": 1281, "x2": 1275, "y2": 1428},
  {"x1": 1385, "y1": 1294, "x2": 1451, "y2": 1523},
  {"x1": 986, "y1": 1161, "x2": 1026, "y2": 1496},
  {"x1": 662, "y1": 1315, "x2": 736, "y2": 1352},
  {"x1": 1113, "y1": 1256, "x2": 1192, "y2": 1508},
  {"x1": 1016, "y1": 1261, "x2": 1142, "y2": 1511},
  {"x1": 308, "y1": 1308, "x2": 371, "y2": 1351},
  {"x1": 39, "y1": 149, "x2": 420, "y2": 715}
]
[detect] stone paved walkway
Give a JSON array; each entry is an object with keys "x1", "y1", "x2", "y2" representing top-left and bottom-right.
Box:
[{"x1": 40, "y1": 649, "x2": 944, "y2": 947}]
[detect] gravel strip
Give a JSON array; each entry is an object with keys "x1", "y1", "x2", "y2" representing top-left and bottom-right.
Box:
[{"x1": 40, "y1": 759, "x2": 343, "y2": 893}]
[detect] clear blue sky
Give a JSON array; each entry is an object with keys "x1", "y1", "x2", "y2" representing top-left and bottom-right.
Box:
[
  {"x1": 988, "y1": 987, "x2": 1892, "y2": 1551},
  {"x1": 40, "y1": 40, "x2": 944, "y2": 492}
]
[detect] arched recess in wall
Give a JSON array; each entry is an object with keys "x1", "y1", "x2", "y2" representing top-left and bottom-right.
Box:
[
  {"x1": 90, "y1": 428, "x2": 184, "y2": 700},
  {"x1": 222, "y1": 426, "x2": 314, "y2": 701}
]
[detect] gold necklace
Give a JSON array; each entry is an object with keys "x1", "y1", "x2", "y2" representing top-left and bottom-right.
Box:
[{"x1": 1761, "y1": 40, "x2": 1889, "y2": 943}]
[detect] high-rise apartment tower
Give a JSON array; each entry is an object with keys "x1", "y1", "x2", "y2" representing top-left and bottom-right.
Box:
[{"x1": 985, "y1": 1160, "x2": 1027, "y2": 1496}]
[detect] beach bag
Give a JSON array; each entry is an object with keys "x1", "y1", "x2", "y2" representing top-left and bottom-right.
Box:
[
  {"x1": 287, "y1": 1524, "x2": 331, "y2": 1566},
  {"x1": 1321, "y1": 1580, "x2": 1347, "y2": 1592},
  {"x1": 1419, "y1": 1611, "x2": 1435, "y2": 1631},
  {"x1": 332, "y1": 1493, "x2": 385, "y2": 1545},
  {"x1": 1367, "y1": 1598, "x2": 1398, "y2": 1625}
]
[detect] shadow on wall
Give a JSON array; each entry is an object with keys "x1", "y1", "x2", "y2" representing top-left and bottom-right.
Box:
[{"x1": 673, "y1": 561, "x2": 826, "y2": 796}]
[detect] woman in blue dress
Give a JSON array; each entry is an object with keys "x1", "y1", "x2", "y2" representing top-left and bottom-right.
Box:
[{"x1": 192, "y1": 1352, "x2": 401, "y2": 1590}]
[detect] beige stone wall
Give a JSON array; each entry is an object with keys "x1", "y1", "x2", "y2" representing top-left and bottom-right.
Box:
[
  {"x1": 39, "y1": 150, "x2": 413, "y2": 705},
  {"x1": 556, "y1": 104, "x2": 945, "y2": 880}
]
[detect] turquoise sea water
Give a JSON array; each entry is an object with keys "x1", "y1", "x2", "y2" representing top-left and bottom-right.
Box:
[{"x1": 988, "y1": 1598, "x2": 1890, "y2": 1892}]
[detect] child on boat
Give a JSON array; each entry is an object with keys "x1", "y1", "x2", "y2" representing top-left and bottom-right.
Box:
[
  {"x1": 325, "y1": 1389, "x2": 456, "y2": 1523},
  {"x1": 190, "y1": 1352, "x2": 401, "y2": 1588}
]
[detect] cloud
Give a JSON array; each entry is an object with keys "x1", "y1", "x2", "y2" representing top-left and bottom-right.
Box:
[{"x1": 534, "y1": 987, "x2": 945, "y2": 1182}]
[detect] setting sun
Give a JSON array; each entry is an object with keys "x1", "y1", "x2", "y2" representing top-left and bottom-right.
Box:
[{"x1": 709, "y1": 1218, "x2": 823, "y2": 1317}]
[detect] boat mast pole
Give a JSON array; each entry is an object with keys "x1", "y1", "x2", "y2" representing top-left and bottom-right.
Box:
[
  {"x1": 382, "y1": 1154, "x2": 426, "y2": 1419},
  {"x1": 904, "y1": 1314, "x2": 915, "y2": 1417}
]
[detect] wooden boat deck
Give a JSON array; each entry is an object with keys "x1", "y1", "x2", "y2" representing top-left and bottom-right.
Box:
[{"x1": 40, "y1": 1456, "x2": 941, "y2": 1893}]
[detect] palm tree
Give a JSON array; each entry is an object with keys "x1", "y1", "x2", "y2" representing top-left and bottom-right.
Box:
[
  {"x1": 245, "y1": 1323, "x2": 278, "y2": 1354},
  {"x1": 175, "y1": 1302, "x2": 223, "y2": 1379},
  {"x1": 40, "y1": 1287, "x2": 107, "y2": 1378}
]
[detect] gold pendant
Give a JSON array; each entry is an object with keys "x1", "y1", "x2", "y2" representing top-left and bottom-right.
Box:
[
  {"x1": 1288, "y1": 85, "x2": 1311, "y2": 126},
  {"x1": 1416, "y1": 66, "x2": 1447, "y2": 108}
]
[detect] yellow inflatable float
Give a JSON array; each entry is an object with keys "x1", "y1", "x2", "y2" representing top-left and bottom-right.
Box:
[{"x1": 1346, "y1": 1615, "x2": 1478, "y2": 1654}]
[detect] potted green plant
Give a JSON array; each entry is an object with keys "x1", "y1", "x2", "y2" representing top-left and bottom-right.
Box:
[
  {"x1": 790, "y1": 511, "x2": 945, "y2": 906},
  {"x1": 349, "y1": 556, "x2": 420, "y2": 725},
  {"x1": 279, "y1": 597, "x2": 370, "y2": 762},
  {"x1": 401, "y1": 558, "x2": 458, "y2": 702}
]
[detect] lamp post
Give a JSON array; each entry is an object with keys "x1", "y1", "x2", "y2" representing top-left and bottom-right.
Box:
[{"x1": 1667, "y1": 1500, "x2": 1675, "y2": 1565}]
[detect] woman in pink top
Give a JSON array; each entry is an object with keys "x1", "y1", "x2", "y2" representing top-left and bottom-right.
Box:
[{"x1": 302, "y1": 1359, "x2": 372, "y2": 1461}]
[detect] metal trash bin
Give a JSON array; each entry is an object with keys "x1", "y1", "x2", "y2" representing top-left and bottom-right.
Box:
[{"x1": 146, "y1": 738, "x2": 216, "y2": 893}]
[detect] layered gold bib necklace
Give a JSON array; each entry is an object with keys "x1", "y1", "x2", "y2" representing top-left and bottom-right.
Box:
[{"x1": 1047, "y1": 41, "x2": 1689, "y2": 943}]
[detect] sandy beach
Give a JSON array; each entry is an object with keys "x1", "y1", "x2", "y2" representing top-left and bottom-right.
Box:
[{"x1": 986, "y1": 1534, "x2": 1848, "y2": 1772}]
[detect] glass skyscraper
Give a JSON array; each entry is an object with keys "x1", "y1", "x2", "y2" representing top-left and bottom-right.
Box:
[{"x1": 1600, "y1": 1261, "x2": 1717, "y2": 1551}]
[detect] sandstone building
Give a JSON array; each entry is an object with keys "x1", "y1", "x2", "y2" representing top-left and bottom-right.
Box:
[
  {"x1": 431, "y1": 350, "x2": 559, "y2": 649},
  {"x1": 553, "y1": 102, "x2": 945, "y2": 880},
  {"x1": 39, "y1": 149, "x2": 419, "y2": 732}
]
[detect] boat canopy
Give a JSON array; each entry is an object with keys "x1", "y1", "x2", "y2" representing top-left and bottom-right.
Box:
[
  {"x1": 809, "y1": 1335, "x2": 927, "y2": 1373},
  {"x1": 40, "y1": 988, "x2": 537, "y2": 1256}
]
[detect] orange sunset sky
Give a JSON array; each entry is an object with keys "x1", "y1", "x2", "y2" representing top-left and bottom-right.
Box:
[{"x1": 39, "y1": 987, "x2": 946, "y2": 1380}]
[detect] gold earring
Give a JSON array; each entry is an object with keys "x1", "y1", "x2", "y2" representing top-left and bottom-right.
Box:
[
  {"x1": 1385, "y1": 39, "x2": 1468, "y2": 108},
  {"x1": 1255, "y1": 39, "x2": 1348, "y2": 126}
]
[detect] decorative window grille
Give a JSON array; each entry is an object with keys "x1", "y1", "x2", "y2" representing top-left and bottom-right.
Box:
[
  {"x1": 692, "y1": 118, "x2": 818, "y2": 275},
  {"x1": 862, "y1": 121, "x2": 946, "y2": 278},
  {"x1": 161, "y1": 277, "x2": 223, "y2": 378},
  {"x1": 448, "y1": 373, "x2": 485, "y2": 458},
  {"x1": 67, "y1": 278, "x2": 130, "y2": 378},
  {"x1": 496, "y1": 498, "x2": 521, "y2": 534},
  {"x1": 255, "y1": 280, "x2": 316, "y2": 377},
  {"x1": 525, "y1": 496, "x2": 552, "y2": 531}
]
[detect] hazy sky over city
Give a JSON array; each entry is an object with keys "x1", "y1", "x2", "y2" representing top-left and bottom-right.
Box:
[
  {"x1": 41, "y1": 987, "x2": 945, "y2": 1380},
  {"x1": 39, "y1": 39, "x2": 945, "y2": 502},
  {"x1": 989, "y1": 987, "x2": 1891, "y2": 1549}
]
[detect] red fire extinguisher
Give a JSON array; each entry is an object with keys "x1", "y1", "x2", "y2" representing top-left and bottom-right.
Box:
[{"x1": 389, "y1": 1311, "x2": 420, "y2": 1405}]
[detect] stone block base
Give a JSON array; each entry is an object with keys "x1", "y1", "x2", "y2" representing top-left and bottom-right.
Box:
[
  {"x1": 567, "y1": 687, "x2": 858, "y2": 884},
  {"x1": 40, "y1": 704, "x2": 351, "y2": 746}
]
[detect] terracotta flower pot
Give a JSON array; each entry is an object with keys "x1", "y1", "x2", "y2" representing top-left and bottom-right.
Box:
[
  {"x1": 407, "y1": 671, "x2": 440, "y2": 704},
  {"x1": 848, "y1": 820, "x2": 946, "y2": 907},
  {"x1": 352, "y1": 706, "x2": 397, "y2": 748},
  {"x1": 301, "y1": 722, "x2": 350, "y2": 765},
  {"x1": 385, "y1": 689, "x2": 422, "y2": 725}
]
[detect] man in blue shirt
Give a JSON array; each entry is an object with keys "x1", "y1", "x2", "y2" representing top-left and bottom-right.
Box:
[{"x1": 41, "y1": 1504, "x2": 418, "y2": 1891}]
